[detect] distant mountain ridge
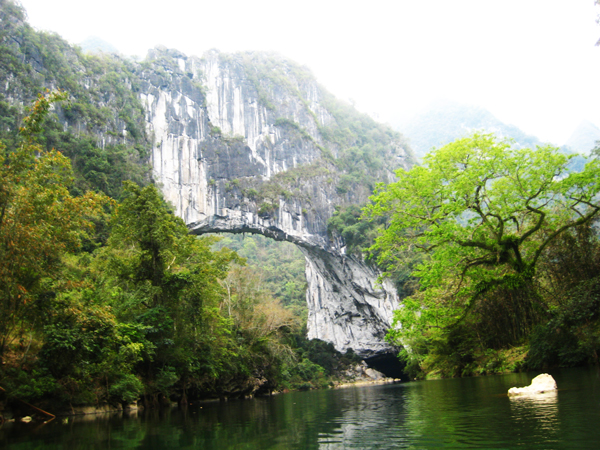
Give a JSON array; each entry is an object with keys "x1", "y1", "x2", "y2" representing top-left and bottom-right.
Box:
[
  {"x1": 565, "y1": 120, "x2": 600, "y2": 155},
  {"x1": 397, "y1": 100, "x2": 542, "y2": 158},
  {"x1": 79, "y1": 36, "x2": 119, "y2": 54}
]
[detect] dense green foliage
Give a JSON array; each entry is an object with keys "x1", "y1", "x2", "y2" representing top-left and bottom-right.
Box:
[
  {"x1": 366, "y1": 133, "x2": 600, "y2": 378},
  {"x1": 0, "y1": 90, "x2": 365, "y2": 413},
  {"x1": 527, "y1": 222, "x2": 600, "y2": 368},
  {"x1": 326, "y1": 205, "x2": 382, "y2": 257},
  {"x1": 0, "y1": 90, "x2": 108, "y2": 361},
  {"x1": 0, "y1": 0, "x2": 150, "y2": 198},
  {"x1": 212, "y1": 233, "x2": 308, "y2": 316},
  {"x1": 211, "y1": 234, "x2": 365, "y2": 389}
]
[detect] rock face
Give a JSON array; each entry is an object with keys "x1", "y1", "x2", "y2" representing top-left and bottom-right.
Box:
[
  {"x1": 140, "y1": 48, "x2": 415, "y2": 359},
  {"x1": 508, "y1": 373, "x2": 557, "y2": 396},
  {"x1": 0, "y1": 4, "x2": 415, "y2": 364},
  {"x1": 341, "y1": 362, "x2": 388, "y2": 383},
  {"x1": 302, "y1": 247, "x2": 399, "y2": 358}
]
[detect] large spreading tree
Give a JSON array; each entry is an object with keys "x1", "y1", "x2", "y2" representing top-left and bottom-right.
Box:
[{"x1": 366, "y1": 133, "x2": 600, "y2": 370}]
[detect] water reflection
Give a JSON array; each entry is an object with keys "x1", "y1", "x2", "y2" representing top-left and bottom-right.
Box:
[
  {"x1": 315, "y1": 373, "x2": 571, "y2": 449},
  {"x1": 509, "y1": 390, "x2": 559, "y2": 409},
  {"x1": 316, "y1": 384, "x2": 409, "y2": 449},
  {"x1": 509, "y1": 390, "x2": 560, "y2": 440},
  {"x1": 2, "y1": 368, "x2": 600, "y2": 449}
]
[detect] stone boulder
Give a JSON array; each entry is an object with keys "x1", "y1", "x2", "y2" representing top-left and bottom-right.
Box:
[{"x1": 508, "y1": 373, "x2": 557, "y2": 396}]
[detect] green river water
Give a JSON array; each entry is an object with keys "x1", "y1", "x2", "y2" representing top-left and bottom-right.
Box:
[{"x1": 2, "y1": 367, "x2": 600, "y2": 449}]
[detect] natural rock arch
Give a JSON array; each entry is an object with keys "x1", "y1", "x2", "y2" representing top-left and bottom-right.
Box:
[
  {"x1": 189, "y1": 219, "x2": 405, "y2": 377},
  {"x1": 141, "y1": 48, "x2": 415, "y2": 374},
  {"x1": 189, "y1": 217, "x2": 399, "y2": 360},
  {"x1": 0, "y1": 7, "x2": 414, "y2": 376}
]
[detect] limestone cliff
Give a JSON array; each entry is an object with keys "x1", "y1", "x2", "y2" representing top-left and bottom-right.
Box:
[
  {"x1": 140, "y1": 48, "x2": 414, "y2": 359},
  {"x1": 0, "y1": 0, "x2": 416, "y2": 363}
]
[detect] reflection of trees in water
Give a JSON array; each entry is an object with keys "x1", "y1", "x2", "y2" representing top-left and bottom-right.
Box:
[
  {"x1": 1, "y1": 411, "x2": 148, "y2": 450},
  {"x1": 126, "y1": 389, "x2": 353, "y2": 449},
  {"x1": 396, "y1": 375, "x2": 561, "y2": 448},
  {"x1": 5, "y1": 369, "x2": 600, "y2": 449}
]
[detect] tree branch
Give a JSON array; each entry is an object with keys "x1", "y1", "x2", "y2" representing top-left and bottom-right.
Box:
[
  {"x1": 531, "y1": 205, "x2": 600, "y2": 268},
  {"x1": 519, "y1": 205, "x2": 546, "y2": 244}
]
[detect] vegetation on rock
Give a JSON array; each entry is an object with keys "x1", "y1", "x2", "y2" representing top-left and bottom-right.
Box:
[
  {"x1": 0, "y1": 88, "x2": 368, "y2": 413},
  {"x1": 0, "y1": 0, "x2": 150, "y2": 198},
  {"x1": 232, "y1": 49, "x2": 415, "y2": 208}
]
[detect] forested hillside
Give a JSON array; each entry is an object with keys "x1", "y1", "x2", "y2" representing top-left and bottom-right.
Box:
[
  {"x1": 2, "y1": 0, "x2": 598, "y2": 420},
  {"x1": 0, "y1": 0, "x2": 387, "y2": 415},
  {"x1": 0, "y1": 0, "x2": 150, "y2": 198}
]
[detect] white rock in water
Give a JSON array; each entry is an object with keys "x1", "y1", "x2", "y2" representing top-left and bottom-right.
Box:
[{"x1": 508, "y1": 373, "x2": 557, "y2": 396}]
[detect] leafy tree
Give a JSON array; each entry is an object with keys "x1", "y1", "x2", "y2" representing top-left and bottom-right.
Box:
[
  {"x1": 213, "y1": 233, "x2": 308, "y2": 316},
  {"x1": 366, "y1": 133, "x2": 600, "y2": 371},
  {"x1": 526, "y1": 219, "x2": 600, "y2": 369},
  {"x1": 38, "y1": 289, "x2": 146, "y2": 406},
  {"x1": 0, "y1": 90, "x2": 107, "y2": 361},
  {"x1": 220, "y1": 264, "x2": 300, "y2": 391},
  {"x1": 96, "y1": 181, "x2": 241, "y2": 400}
]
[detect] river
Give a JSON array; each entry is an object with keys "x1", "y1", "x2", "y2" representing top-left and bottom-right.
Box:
[{"x1": 2, "y1": 367, "x2": 600, "y2": 449}]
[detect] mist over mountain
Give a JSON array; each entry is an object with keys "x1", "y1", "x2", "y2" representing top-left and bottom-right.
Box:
[
  {"x1": 564, "y1": 120, "x2": 600, "y2": 155},
  {"x1": 79, "y1": 36, "x2": 119, "y2": 54},
  {"x1": 397, "y1": 100, "x2": 542, "y2": 159}
]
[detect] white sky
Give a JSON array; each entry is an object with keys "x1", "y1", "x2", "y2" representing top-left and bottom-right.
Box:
[{"x1": 17, "y1": 0, "x2": 600, "y2": 145}]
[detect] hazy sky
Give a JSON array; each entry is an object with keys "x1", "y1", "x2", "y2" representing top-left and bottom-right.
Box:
[{"x1": 17, "y1": 0, "x2": 600, "y2": 145}]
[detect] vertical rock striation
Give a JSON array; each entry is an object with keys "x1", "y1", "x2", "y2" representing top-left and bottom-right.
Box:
[
  {"x1": 139, "y1": 47, "x2": 415, "y2": 359},
  {"x1": 302, "y1": 247, "x2": 400, "y2": 358},
  {"x1": 0, "y1": 5, "x2": 414, "y2": 364}
]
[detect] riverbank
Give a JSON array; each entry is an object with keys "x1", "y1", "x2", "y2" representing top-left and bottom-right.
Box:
[
  {"x1": 408, "y1": 345, "x2": 530, "y2": 381},
  {"x1": 4, "y1": 368, "x2": 600, "y2": 449},
  {"x1": 0, "y1": 360, "x2": 401, "y2": 423}
]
